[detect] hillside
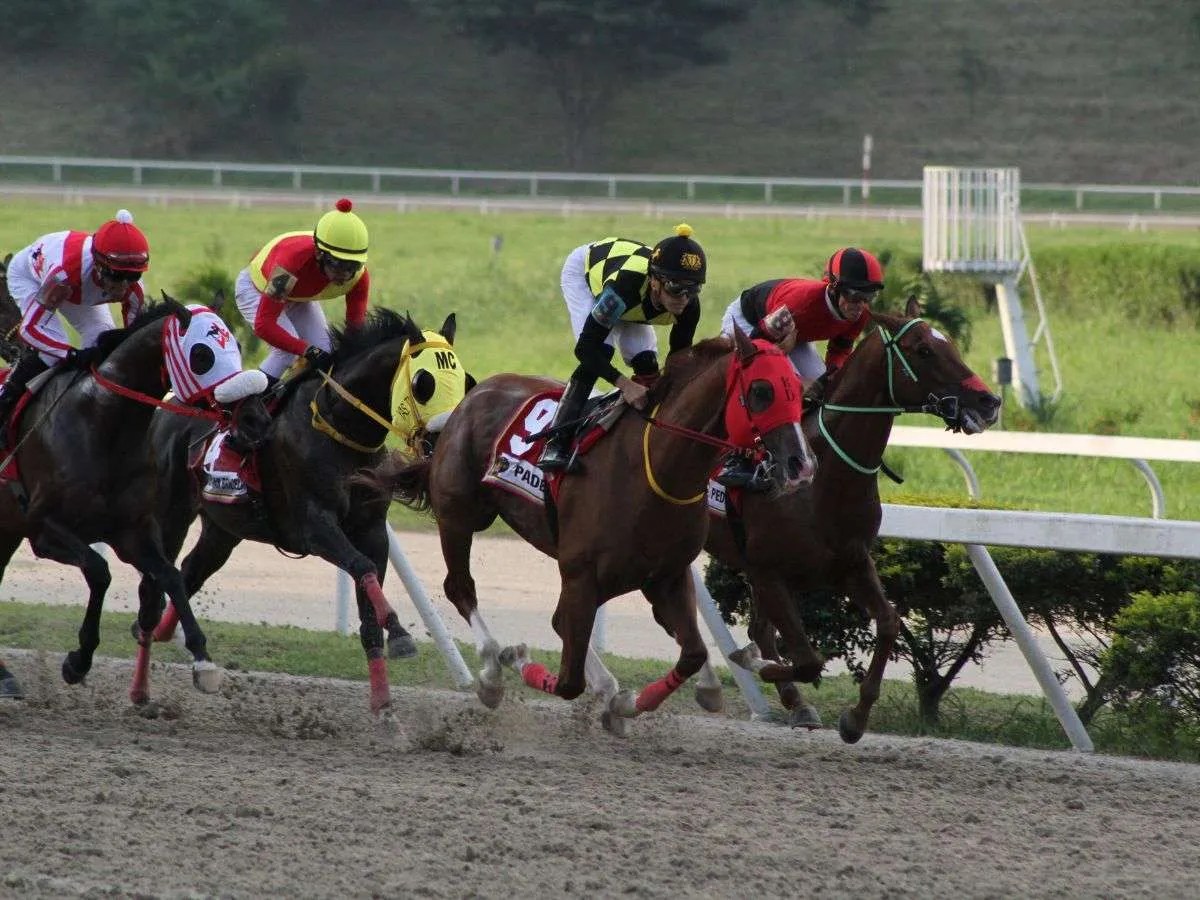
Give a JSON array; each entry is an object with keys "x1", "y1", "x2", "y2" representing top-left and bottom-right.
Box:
[{"x1": 1, "y1": 0, "x2": 1198, "y2": 183}]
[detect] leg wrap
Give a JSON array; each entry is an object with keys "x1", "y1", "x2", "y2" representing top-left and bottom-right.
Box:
[
  {"x1": 521, "y1": 662, "x2": 559, "y2": 695},
  {"x1": 635, "y1": 668, "x2": 685, "y2": 713}
]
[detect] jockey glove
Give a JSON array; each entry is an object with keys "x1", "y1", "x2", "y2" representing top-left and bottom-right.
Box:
[
  {"x1": 66, "y1": 346, "x2": 102, "y2": 369},
  {"x1": 303, "y1": 345, "x2": 334, "y2": 373}
]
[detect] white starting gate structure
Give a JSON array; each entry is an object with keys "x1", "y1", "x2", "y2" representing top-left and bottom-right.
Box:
[{"x1": 922, "y1": 166, "x2": 1062, "y2": 408}]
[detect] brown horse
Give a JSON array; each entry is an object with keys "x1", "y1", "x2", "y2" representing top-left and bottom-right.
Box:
[
  {"x1": 363, "y1": 329, "x2": 815, "y2": 733},
  {"x1": 706, "y1": 297, "x2": 1001, "y2": 742}
]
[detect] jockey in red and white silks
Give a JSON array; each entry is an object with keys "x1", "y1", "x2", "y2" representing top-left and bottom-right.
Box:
[
  {"x1": 163, "y1": 305, "x2": 269, "y2": 407},
  {"x1": 6, "y1": 218, "x2": 148, "y2": 364}
]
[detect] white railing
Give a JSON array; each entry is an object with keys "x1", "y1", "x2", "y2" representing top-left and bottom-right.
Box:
[
  {"x1": 889, "y1": 426, "x2": 1200, "y2": 519},
  {"x1": 3, "y1": 154, "x2": 1200, "y2": 215}
]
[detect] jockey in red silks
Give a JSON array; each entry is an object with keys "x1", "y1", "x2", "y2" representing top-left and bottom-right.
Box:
[
  {"x1": 716, "y1": 246, "x2": 885, "y2": 487},
  {"x1": 0, "y1": 209, "x2": 153, "y2": 438},
  {"x1": 233, "y1": 198, "x2": 370, "y2": 383}
]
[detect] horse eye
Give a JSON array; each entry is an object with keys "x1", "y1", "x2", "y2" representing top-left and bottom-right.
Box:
[
  {"x1": 746, "y1": 379, "x2": 775, "y2": 414},
  {"x1": 411, "y1": 369, "x2": 436, "y2": 404},
  {"x1": 189, "y1": 344, "x2": 215, "y2": 375},
  {"x1": 917, "y1": 344, "x2": 934, "y2": 359}
]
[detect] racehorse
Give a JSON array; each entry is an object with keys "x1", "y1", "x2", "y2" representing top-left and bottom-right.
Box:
[
  {"x1": 0, "y1": 297, "x2": 254, "y2": 705},
  {"x1": 360, "y1": 329, "x2": 816, "y2": 733},
  {"x1": 146, "y1": 309, "x2": 469, "y2": 715},
  {"x1": 705, "y1": 297, "x2": 1001, "y2": 742}
]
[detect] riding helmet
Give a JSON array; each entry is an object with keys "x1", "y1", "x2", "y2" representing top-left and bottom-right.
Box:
[
  {"x1": 650, "y1": 223, "x2": 706, "y2": 284},
  {"x1": 314, "y1": 198, "x2": 369, "y2": 264},
  {"x1": 92, "y1": 209, "x2": 150, "y2": 273},
  {"x1": 825, "y1": 247, "x2": 884, "y2": 293}
]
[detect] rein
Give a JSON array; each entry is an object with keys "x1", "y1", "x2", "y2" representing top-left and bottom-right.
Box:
[
  {"x1": 816, "y1": 317, "x2": 957, "y2": 475},
  {"x1": 90, "y1": 366, "x2": 227, "y2": 423},
  {"x1": 309, "y1": 337, "x2": 452, "y2": 453}
]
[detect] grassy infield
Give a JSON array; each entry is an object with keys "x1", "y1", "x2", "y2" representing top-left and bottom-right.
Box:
[{"x1": 2, "y1": 200, "x2": 1198, "y2": 758}]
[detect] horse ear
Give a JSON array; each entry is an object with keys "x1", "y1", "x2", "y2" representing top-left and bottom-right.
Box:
[
  {"x1": 439, "y1": 312, "x2": 457, "y2": 345},
  {"x1": 1, "y1": 253, "x2": 10, "y2": 273},
  {"x1": 905, "y1": 294, "x2": 923, "y2": 318},
  {"x1": 732, "y1": 323, "x2": 757, "y2": 362},
  {"x1": 465, "y1": 372, "x2": 477, "y2": 392},
  {"x1": 210, "y1": 289, "x2": 226, "y2": 313}
]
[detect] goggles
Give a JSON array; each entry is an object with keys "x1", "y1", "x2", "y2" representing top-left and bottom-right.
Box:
[
  {"x1": 319, "y1": 253, "x2": 363, "y2": 278},
  {"x1": 98, "y1": 266, "x2": 141, "y2": 283},
  {"x1": 840, "y1": 287, "x2": 879, "y2": 303},
  {"x1": 660, "y1": 278, "x2": 701, "y2": 300}
]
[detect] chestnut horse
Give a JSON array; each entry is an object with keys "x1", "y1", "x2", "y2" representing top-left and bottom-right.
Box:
[
  {"x1": 706, "y1": 297, "x2": 1001, "y2": 742},
  {"x1": 145, "y1": 309, "x2": 468, "y2": 714},
  {"x1": 363, "y1": 330, "x2": 815, "y2": 733}
]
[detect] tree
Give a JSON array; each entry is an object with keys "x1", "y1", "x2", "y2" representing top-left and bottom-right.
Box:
[{"x1": 432, "y1": 0, "x2": 757, "y2": 168}]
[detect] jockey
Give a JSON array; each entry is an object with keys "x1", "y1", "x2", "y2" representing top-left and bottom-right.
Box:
[
  {"x1": 537, "y1": 223, "x2": 706, "y2": 472},
  {"x1": 0, "y1": 209, "x2": 151, "y2": 437},
  {"x1": 233, "y1": 197, "x2": 369, "y2": 382},
  {"x1": 716, "y1": 246, "x2": 884, "y2": 488}
]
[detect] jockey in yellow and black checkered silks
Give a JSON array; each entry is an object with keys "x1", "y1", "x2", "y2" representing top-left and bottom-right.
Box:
[{"x1": 538, "y1": 223, "x2": 706, "y2": 473}]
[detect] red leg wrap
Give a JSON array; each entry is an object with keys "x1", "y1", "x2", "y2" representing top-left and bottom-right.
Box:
[
  {"x1": 521, "y1": 662, "x2": 559, "y2": 695},
  {"x1": 152, "y1": 603, "x2": 180, "y2": 643},
  {"x1": 130, "y1": 643, "x2": 151, "y2": 705},
  {"x1": 360, "y1": 573, "x2": 390, "y2": 628},
  {"x1": 636, "y1": 668, "x2": 686, "y2": 713},
  {"x1": 367, "y1": 656, "x2": 390, "y2": 712}
]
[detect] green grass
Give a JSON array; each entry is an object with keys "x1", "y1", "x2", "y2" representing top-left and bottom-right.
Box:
[{"x1": 4, "y1": 600, "x2": 1195, "y2": 760}]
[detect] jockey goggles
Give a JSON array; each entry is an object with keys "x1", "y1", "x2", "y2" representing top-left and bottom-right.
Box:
[
  {"x1": 317, "y1": 252, "x2": 362, "y2": 278},
  {"x1": 660, "y1": 278, "x2": 701, "y2": 300},
  {"x1": 840, "y1": 286, "x2": 879, "y2": 303},
  {"x1": 98, "y1": 266, "x2": 141, "y2": 283}
]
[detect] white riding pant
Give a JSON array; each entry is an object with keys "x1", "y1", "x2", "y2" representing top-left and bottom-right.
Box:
[
  {"x1": 561, "y1": 244, "x2": 658, "y2": 368},
  {"x1": 720, "y1": 296, "x2": 825, "y2": 386},
  {"x1": 234, "y1": 268, "x2": 331, "y2": 379}
]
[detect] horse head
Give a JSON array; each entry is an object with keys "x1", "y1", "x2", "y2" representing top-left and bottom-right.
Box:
[
  {"x1": 836, "y1": 296, "x2": 1001, "y2": 435},
  {"x1": 393, "y1": 312, "x2": 475, "y2": 455}
]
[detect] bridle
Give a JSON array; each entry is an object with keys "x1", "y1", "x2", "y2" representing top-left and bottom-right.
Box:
[{"x1": 816, "y1": 317, "x2": 966, "y2": 476}]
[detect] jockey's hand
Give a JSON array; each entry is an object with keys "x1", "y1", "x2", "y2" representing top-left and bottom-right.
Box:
[
  {"x1": 66, "y1": 346, "x2": 102, "y2": 369},
  {"x1": 617, "y1": 376, "x2": 649, "y2": 410},
  {"x1": 303, "y1": 345, "x2": 334, "y2": 373}
]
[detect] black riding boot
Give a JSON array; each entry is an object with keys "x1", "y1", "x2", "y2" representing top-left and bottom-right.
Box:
[
  {"x1": 0, "y1": 351, "x2": 49, "y2": 448},
  {"x1": 715, "y1": 452, "x2": 757, "y2": 489},
  {"x1": 537, "y1": 372, "x2": 592, "y2": 472}
]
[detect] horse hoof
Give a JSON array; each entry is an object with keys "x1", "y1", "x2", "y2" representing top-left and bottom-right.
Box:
[
  {"x1": 498, "y1": 643, "x2": 527, "y2": 668},
  {"x1": 475, "y1": 680, "x2": 504, "y2": 709},
  {"x1": 789, "y1": 704, "x2": 823, "y2": 730},
  {"x1": 838, "y1": 709, "x2": 865, "y2": 744},
  {"x1": 728, "y1": 642, "x2": 761, "y2": 670},
  {"x1": 129, "y1": 689, "x2": 151, "y2": 708},
  {"x1": 600, "y1": 709, "x2": 628, "y2": 737},
  {"x1": 387, "y1": 633, "x2": 418, "y2": 660},
  {"x1": 61, "y1": 654, "x2": 87, "y2": 685},
  {"x1": 0, "y1": 675, "x2": 25, "y2": 700},
  {"x1": 370, "y1": 692, "x2": 392, "y2": 716},
  {"x1": 608, "y1": 689, "x2": 638, "y2": 719},
  {"x1": 694, "y1": 685, "x2": 725, "y2": 713},
  {"x1": 192, "y1": 661, "x2": 223, "y2": 694}
]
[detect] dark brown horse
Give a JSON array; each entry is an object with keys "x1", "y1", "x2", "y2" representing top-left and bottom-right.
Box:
[
  {"x1": 146, "y1": 309, "x2": 468, "y2": 715},
  {"x1": 706, "y1": 297, "x2": 1001, "y2": 742},
  {"x1": 362, "y1": 329, "x2": 815, "y2": 734},
  {"x1": 0, "y1": 299, "x2": 239, "y2": 705}
]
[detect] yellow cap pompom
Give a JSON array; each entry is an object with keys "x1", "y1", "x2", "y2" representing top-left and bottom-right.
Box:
[{"x1": 674, "y1": 223, "x2": 694, "y2": 238}]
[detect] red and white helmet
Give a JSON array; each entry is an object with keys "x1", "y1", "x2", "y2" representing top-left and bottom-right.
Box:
[{"x1": 93, "y1": 209, "x2": 150, "y2": 273}]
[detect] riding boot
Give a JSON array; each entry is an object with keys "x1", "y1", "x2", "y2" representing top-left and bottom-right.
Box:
[
  {"x1": 715, "y1": 452, "x2": 756, "y2": 489},
  {"x1": 537, "y1": 372, "x2": 592, "y2": 472},
  {"x1": 0, "y1": 351, "x2": 49, "y2": 449}
]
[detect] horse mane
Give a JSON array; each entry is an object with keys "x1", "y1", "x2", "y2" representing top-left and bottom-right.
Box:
[
  {"x1": 94, "y1": 297, "x2": 187, "y2": 357},
  {"x1": 649, "y1": 335, "x2": 733, "y2": 404},
  {"x1": 328, "y1": 308, "x2": 423, "y2": 367}
]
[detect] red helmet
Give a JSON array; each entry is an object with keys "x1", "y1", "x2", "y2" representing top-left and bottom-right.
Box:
[
  {"x1": 93, "y1": 209, "x2": 150, "y2": 273},
  {"x1": 825, "y1": 247, "x2": 884, "y2": 294}
]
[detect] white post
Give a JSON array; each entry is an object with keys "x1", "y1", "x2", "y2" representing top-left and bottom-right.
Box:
[
  {"x1": 690, "y1": 565, "x2": 773, "y2": 720},
  {"x1": 993, "y1": 275, "x2": 1041, "y2": 407},
  {"x1": 335, "y1": 569, "x2": 353, "y2": 636},
  {"x1": 963, "y1": 544, "x2": 1094, "y2": 752},
  {"x1": 861, "y1": 134, "x2": 873, "y2": 202},
  {"x1": 386, "y1": 527, "x2": 474, "y2": 689}
]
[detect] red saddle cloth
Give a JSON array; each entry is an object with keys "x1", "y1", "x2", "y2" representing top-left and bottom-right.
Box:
[
  {"x1": 190, "y1": 429, "x2": 263, "y2": 504},
  {"x1": 0, "y1": 368, "x2": 41, "y2": 483},
  {"x1": 481, "y1": 390, "x2": 610, "y2": 505}
]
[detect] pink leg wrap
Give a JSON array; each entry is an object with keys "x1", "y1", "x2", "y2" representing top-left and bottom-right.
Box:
[
  {"x1": 368, "y1": 656, "x2": 390, "y2": 712},
  {"x1": 360, "y1": 573, "x2": 390, "y2": 628},
  {"x1": 636, "y1": 668, "x2": 686, "y2": 713},
  {"x1": 152, "y1": 603, "x2": 180, "y2": 643},
  {"x1": 130, "y1": 641, "x2": 151, "y2": 705},
  {"x1": 521, "y1": 662, "x2": 559, "y2": 695}
]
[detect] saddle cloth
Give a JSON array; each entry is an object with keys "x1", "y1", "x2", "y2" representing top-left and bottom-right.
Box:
[{"x1": 196, "y1": 430, "x2": 262, "y2": 504}]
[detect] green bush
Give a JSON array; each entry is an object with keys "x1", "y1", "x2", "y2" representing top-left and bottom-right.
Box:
[{"x1": 1102, "y1": 590, "x2": 1200, "y2": 724}]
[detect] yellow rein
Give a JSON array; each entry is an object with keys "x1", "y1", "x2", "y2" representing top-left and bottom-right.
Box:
[
  {"x1": 642, "y1": 403, "x2": 705, "y2": 506},
  {"x1": 309, "y1": 337, "x2": 453, "y2": 453}
]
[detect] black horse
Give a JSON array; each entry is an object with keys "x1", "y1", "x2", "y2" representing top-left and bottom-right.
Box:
[
  {"x1": 0, "y1": 298, "x2": 243, "y2": 705},
  {"x1": 146, "y1": 309, "x2": 467, "y2": 714}
]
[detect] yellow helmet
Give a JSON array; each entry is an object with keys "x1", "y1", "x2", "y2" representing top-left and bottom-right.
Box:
[{"x1": 314, "y1": 198, "x2": 368, "y2": 264}]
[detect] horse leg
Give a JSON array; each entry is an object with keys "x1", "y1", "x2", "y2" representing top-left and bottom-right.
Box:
[
  {"x1": 608, "y1": 569, "x2": 707, "y2": 725},
  {"x1": 837, "y1": 560, "x2": 899, "y2": 744},
  {"x1": 0, "y1": 659, "x2": 23, "y2": 700},
  {"x1": 351, "y1": 521, "x2": 416, "y2": 660},
  {"x1": 27, "y1": 522, "x2": 112, "y2": 688},
  {"x1": 693, "y1": 661, "x2": 725, "y2": 713}
]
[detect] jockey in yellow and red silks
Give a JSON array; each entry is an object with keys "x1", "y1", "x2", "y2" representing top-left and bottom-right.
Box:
[{"x1": 233, "y1": 198, "x2": 370, "y2": 381}]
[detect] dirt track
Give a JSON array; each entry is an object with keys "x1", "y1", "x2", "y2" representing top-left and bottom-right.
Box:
[{"x1": 2, "y1": 650, "x2": 1198, "y2": 899}]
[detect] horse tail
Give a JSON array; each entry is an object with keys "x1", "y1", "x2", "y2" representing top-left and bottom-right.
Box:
[{"x1": 356, "y1": 451, "x2": 434, "y2": 512}]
